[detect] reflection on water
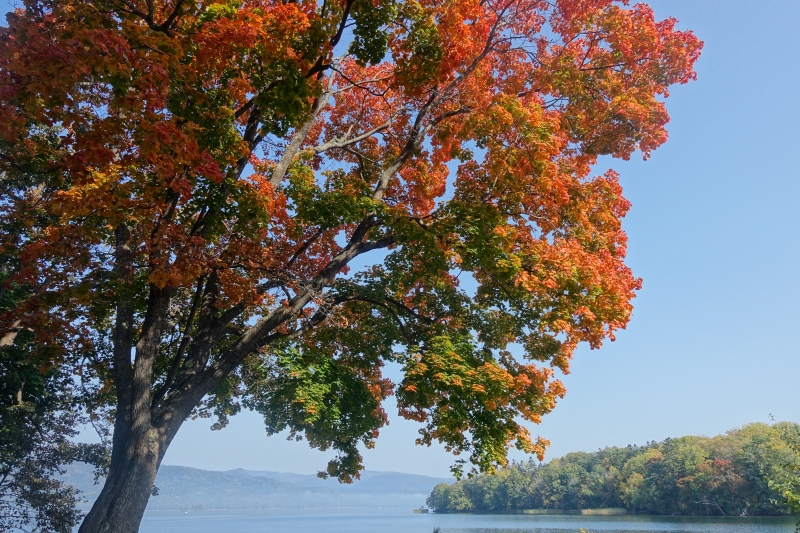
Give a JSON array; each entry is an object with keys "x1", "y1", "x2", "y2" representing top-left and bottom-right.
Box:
[
  {"x1": 443, "y1": 514, "x2": 796, "y2": 532},
  {"x1": 139, "y1": 508, "x2": 797, "y2": 533}
]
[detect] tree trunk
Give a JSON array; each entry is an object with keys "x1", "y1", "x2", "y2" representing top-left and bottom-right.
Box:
[{"x1": 78, "y1": 423, "x2": 173, "y2": 533}]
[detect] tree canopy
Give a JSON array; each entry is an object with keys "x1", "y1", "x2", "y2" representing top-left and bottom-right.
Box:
[
  {"x1": 767, "y1": 422, "x2": 800, "y2": 530},
  {"x1": 0, "y1": 0, "x2": 701, "y2": 530}
]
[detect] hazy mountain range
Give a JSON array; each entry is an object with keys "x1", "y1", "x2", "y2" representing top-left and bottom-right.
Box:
[{"x1": 62, "y1": 464, "x2": 452, "y2": 511}]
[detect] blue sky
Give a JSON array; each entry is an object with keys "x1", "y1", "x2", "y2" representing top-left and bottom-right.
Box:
[{"x1": 4, "y1": 0, "x2": 798, "y2": 477}]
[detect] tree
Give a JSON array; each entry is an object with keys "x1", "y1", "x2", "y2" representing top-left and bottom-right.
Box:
[
  {"x1": 0, "y1": 348, "x2": 80, "y2": 533},
  {"x1": 0, "y1": 337, "x2": 109, "y2": 533},
  {"x1": 0, "y1": 0, "x2": 701, "y2": 531},
  {"x1": 766, "y1": 422, "x2": 800, "y2": 530},
  {"x1": 0, "y1": 175, "x2": 109, "y2": 533}
]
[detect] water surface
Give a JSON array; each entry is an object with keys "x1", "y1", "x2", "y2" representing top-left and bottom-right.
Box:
[{"x1": 139, "y1": 508, "x2": 797, "y2": 533}]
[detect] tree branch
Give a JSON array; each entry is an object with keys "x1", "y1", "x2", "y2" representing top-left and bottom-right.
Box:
[
  {"x1": 313, "y1": 120, "x2": 392, "y2": 155},
  {"x1": 269, "y1": 88, "x2": 330, "y2": 187},
  {"x1": 151, "y1": 274, "x2": 207, "y2": 412},
  {"x1": 372, "y1": 91, "x2": 437, "y2": 201},
  {"x1": 157, "y1": 220, "x2": 394, "y2": 423}
]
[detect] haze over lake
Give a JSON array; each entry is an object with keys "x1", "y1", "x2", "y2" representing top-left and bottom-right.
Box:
[{"x1": 63, "y1": 464, "x2": 449, "y2": 512}]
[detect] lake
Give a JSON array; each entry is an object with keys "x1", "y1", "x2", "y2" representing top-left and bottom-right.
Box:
[{"x1": 139, "y1": 508, "x2": 798, "y2": 533}]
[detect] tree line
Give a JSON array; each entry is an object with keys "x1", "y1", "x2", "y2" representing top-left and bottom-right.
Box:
[{"x1": 427, "y1": 423, "x2": 800, "y2": 517}]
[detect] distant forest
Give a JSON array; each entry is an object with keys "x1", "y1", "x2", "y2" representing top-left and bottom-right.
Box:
[{"x1": 427, "y1": 423, "x2": 799, "y2": 516}]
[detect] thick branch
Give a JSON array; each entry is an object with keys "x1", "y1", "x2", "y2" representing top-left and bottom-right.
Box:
[
  {"x1": 157, "y1": 220, "x2": 394, "y2": 423},
  {"x1": 174, "y1": 273, "x2": 220, "y2": 379},
  {"x1": 132, "y1": 285, "x2": 172, "y2": 428},
  {"x1": 285, "y1": 228, "x2": 325, "y2": 273},
  {"x1": 269, "y1": 90, "x2": 330, "y2": 187},
  {"x1": 151, "y1": 274, "x2": 207, "y2": 412},
  {"x1": 0, "y1": 319, "x2": 23, "y2": 350},
  {"x1": 373, "y1": 92, "x2": 438, "y2": 200},
  {"x1": 306, "y1": 0, "x2": 355, "y2": 77},
  {"x1": 234, "y1": 81, "x2": 277, "y2": 120},
  {"x1": 313, "y1": 120, "x2": 392, "y2": 155}
]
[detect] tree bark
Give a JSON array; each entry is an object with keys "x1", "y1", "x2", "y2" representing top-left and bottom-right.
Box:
[
  {"x1": 77, "y1": 423, "x2": 171, "y2": 533},
  {"x1": 78, "y1": 226, "x2": 182, "y2": 533}
]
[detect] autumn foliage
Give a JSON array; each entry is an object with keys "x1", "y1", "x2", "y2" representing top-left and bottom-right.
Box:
[
  {"x1": 428, "y1": 423, "x2": 800, "y2": 516},
  {"x1": 0, "y1": 0, "x2": 700, "y2": 529}
]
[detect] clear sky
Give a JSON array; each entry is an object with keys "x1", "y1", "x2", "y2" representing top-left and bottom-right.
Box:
[{"x1": 4, "y1": 0, "x2": 799, "y2": 478}]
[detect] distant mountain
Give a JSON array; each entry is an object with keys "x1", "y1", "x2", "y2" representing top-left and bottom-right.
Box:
[
  {"x1": 62, "y1": 464, "x2": 451, "y2": 511},
  {"x1": 224, "y1": 468, "x2": 450, "y2": 495}
]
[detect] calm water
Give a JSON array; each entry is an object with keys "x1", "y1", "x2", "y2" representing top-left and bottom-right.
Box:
[{"x1": 139, "y1": 508, "x2": 797, "y2": 533}]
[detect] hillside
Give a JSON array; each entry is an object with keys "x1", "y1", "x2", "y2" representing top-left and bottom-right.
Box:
[
  {"x1": 63, "y1": 464, "x2": 450, "y2": 511},
  {"x1": 427, "y1": 422, "x2": 800, "y2": 516}
]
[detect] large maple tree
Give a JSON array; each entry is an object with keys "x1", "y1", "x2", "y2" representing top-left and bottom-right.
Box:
[{"x1": 0, "y1": 0, "x2": 701, "y2": 531}]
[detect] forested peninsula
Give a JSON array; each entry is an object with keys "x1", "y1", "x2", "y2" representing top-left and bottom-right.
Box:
[{"x1": 427, "y1": 423, "x2": 799, "y2": 516}]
